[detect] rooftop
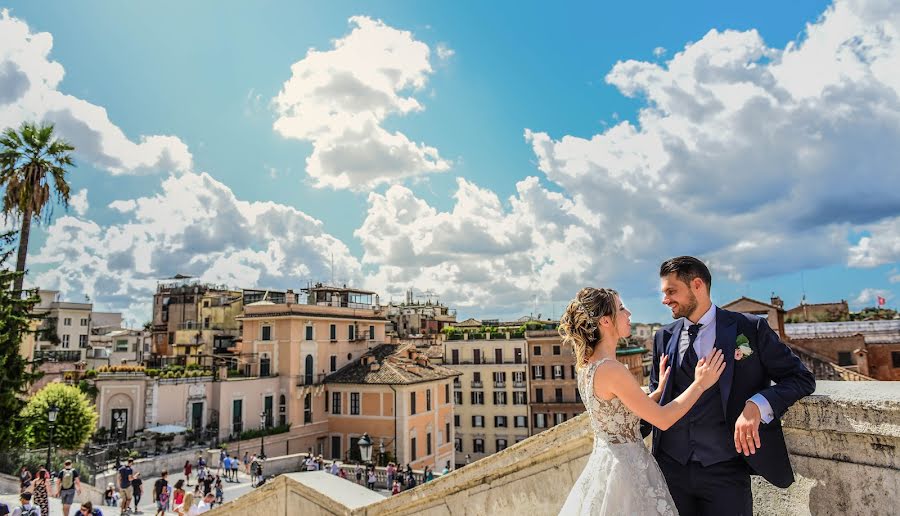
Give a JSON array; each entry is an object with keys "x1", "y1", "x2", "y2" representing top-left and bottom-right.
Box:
[{"x1": 326, "y1": 344, "x2": 460, "y2": 385}]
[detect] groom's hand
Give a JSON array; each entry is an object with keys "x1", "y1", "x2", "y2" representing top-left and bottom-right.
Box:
[{"x1": 734, "y1": 401, "x2": 762, "y2": 455}]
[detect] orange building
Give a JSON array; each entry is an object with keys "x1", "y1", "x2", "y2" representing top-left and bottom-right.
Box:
[{"x1": 325, "y1": 344, "x2": 459, "y2": 470}]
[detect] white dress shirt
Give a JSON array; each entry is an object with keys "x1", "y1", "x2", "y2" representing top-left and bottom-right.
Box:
[{"x1": 679, "y1": 304, "x2": 775, "y2": 423}]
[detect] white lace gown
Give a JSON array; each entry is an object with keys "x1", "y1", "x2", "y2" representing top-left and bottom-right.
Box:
[{"x1": 559, "y1": 358, "x2": 678, "y2": 515}]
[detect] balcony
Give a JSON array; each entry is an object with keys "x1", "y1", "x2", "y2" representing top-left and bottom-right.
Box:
[
  {"x1": 513, "y1": 381, "x2": 526, "y2": 388},
  {"x1": 470, "y1": 381, "x2": 483, "y2": 388},
  {"x1": 296, "y1": 373, "x2": 328, "y2": 387},
  {"x1": 222, "y1": 381, "x2": 898, "y2": 515},
  {"x1": 34, "y1": 350, "x2": 82, "y2": 362},
  {"x1": 493, "y1": 382, "x2": 506, "y2": 388}
]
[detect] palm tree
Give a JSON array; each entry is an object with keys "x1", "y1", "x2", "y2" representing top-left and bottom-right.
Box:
[{"x1": 0, "y1": 122, "x2": 75, "y2": 293}]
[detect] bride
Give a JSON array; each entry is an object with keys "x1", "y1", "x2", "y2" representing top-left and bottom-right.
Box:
[{"x1": 558, "y1": 287, "x2": 725, "y2": 515}]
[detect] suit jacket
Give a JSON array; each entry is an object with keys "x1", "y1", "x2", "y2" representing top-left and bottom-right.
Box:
[{"x1": 642, "y1": 307, "x2": 815, "y2": 488}]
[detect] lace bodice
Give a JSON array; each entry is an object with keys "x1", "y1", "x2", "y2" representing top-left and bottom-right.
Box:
[{"x1": 577, "y1": 359, "x2": 642, "y2": 445}]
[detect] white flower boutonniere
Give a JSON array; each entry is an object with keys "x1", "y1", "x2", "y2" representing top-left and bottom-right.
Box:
[{"x1": 734, "y1": 334, "x2": 753, "y2": 361}]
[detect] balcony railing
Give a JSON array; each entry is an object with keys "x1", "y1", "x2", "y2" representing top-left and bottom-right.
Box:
[
  {"x1": 34, "y1": 350, "x2": 82, "y2": 362},
  {"x1": 789, "y1": 343, "x2": 874, "y2": 381},
  {"x1": 493, "y1": 382, "x2": 506, "y2": 388},
  {"x1": 471, "y1": 381, "x2": 483, "y2": 388},
  {"x1": 513, "y1": 381, "x2": 527, "y2": 388},
  {"x1": 297, "y1": 373, "x2": 328, "y2": 386}
]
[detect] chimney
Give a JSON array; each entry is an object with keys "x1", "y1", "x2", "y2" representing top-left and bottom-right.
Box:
[
  {"x1": 770, "y1": 295, "x2": 784, "y2": 309},
  {"x1": 285, "y1": 289, "x2": 296, "y2": 304}
]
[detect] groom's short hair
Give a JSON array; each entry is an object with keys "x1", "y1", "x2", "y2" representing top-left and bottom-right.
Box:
[{"x1": 660, "y1": 256, "x2": 712, "y2": 292}]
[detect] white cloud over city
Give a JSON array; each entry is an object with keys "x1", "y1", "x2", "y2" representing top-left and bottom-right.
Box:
[{"x1": 273, "y1": 16, "x2": 450, "y2": 190}]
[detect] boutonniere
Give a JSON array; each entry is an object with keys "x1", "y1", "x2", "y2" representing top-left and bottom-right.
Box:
[{"x1": 734, "y1": 334, "x2": 753, "y2": 361}]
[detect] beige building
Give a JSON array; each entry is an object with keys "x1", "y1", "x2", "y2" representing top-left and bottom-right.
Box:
[
  {"x1": 32, "y1": 290, "x2": 93, "y2": 360},
  {"x1": 325, "y1": 344, "x2": 459, "y2": 469},
  {"x1": 445, "y1": 335, "x2": 529, "y2": 467},
  {"x1": 722, "y1": 296, "x2": 787, "y2": 337},
  {"x1": 172, "y1": 289, "x2": 244, "y2": 360}
]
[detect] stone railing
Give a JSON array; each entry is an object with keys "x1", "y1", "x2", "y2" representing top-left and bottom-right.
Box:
[
  {"x1": 789, "y1": 344, "x2": 874, "y2": 381},
  {"x1": 209, "y1": 381, "x2": 899, "y2": 515}
]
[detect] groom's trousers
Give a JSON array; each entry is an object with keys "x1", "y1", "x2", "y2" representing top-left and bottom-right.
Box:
[{"x1": 657, "y1": 452, "x2": 752, "y2": 516}]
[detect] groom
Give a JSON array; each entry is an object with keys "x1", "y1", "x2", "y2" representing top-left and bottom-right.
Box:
[{"x1": 645, "y1": 256, "x2": 815, "y2": 515}]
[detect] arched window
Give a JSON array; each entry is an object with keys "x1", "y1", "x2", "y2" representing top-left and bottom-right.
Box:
[{"x1": 304, "y1": 355, "x2": 314, "y2": 385}]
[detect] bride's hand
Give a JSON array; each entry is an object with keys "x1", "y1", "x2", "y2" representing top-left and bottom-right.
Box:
[
  {"x1": 694, "y1": 349, "x2": 726, "y2": 390},
  {"x1": 650, "y1": 354, "x2": 670, "y2": 401}
]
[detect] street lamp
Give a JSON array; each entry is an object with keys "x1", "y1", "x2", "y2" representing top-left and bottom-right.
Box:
[
  {"x1": 259, "y1": 412, "x2": 267, "y2": 459},
  {"x1": 358, "y1": 433, "x2": 373, "y2": 488},
  {"x1": 46, "y1": 405, "x2": 59, "y2": 471},
  {"x1": 114, "y1": 417, "x2": 126, "y2": 469},
  {"x1": 379, "y1": 439, "x2": 385, "y2": 467}
]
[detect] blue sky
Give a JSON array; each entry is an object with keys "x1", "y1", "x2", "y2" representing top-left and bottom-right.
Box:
[{"x1": 2, "y1": 0, "x2": 899, "y2": 325}]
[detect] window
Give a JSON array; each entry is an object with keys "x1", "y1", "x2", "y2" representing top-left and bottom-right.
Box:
[
  {"x1": 495, "y1": 349, "x2": 503, "y2": 363},
  {"x1": 63, "y1": 318, "x2": 72, "y2": 326},
  {"x1": 76, "y1": 334, "x2": 87, "y2": 348},
  {"x1": 514, "y1": 348, "x2": 523, "y2": 363},
  {"x1": 571, "y1": 365, "x2": 576, "y2": 379},
  {"x1": 473, "y1": 349, "x2": 481, "y2": 364},
  {"x1": 426, "y1": 432, "x2": 432, "y2": 455},
  {"x1": 445, "y1": 384, "x2": 449, "y2": 403},
  {"x1": 473, "y1": 439, "x2": 484, "y2": 453},
  {"x1": 496, "y1": 439, "x2": 508, "y2": 452},
  {"x1": 80, "y1": 318, "x2": 88, "y2": 326},
  {"x1": 512, "y1": 371, "x2": 525, "y2": 384},
  {"x1": 893, "y1": 351, "x2": 900, "y2": 368},
  {"x1": 532, "y1": 365, "x2": 544, "y2": 380},
  {"x1": 330, "y1": 355, "x2": 337, "y2": 372},
  {"x1": 261, "y1": 325, "x2": 272, "y2": 341},
  {"x1": 535, "y1": 388, "x2": 544, "y2": 403},
  {"x1": 304, "y1": 355, "x2": 314, "y2": 385},
  {"x1": 331, "y1": 436, "x2": 341, "y2": 460},
  {"x1": 454, "y1": 415, "x2": 460, "y2": 427},
  {"x1": 369, "y1": 325, "x2": 375, "y2": 339},
  {"x1": 305, "y1": 325, "x2": 314, "y2": 341},
  {"x1": 472, "y1": 415, "x2": 484, "y2": 427},
  {"x1": 264, "y1": 395, "x2": 273, "y2": 427},
  {"x1": 513, "y1": 391, "x2": 527, "y2": 405},
  {"x1": 493, "y1": 371, "x2": 506, "y2": 385},
  {"x1": 514, "y1": 416, "x2": 527, "y2": 428},
  {"x1": 204, "y1": 317, "x2": 210, "y2": 329},
  {"x1": 411, "y1": 392, "x2": 417, "y2": 415},
  {"x1": 203, "y1": 300, "x2": 210, "y2": 308},
  {"x1": 494, "y1": 416, "x2": 507, "y2": 427},
  {"x1": 837, "y1": 351, "x2": 853, "y2": 366},
  {"x1": 553, "y1": 345, "x2": 561, "y2": 355},
  {"x1": 555, "y1": 413, "x2": 567, "y2": 425},
  {"x1": 575, "y1": 388, "x2": 582, "y2": 403},
  {"x1": 348, "y1": 324, "x2": 355, "y2": 341},
  {"x1": 534, "y1": 413, "x2": 546, "y2": 429},
  {"x1": 426, "y1": 389, "x2": 432, "y2": 411},
  {"x1": 473, "y1": 372, "x2": 482, "y2": 384},
  {"x1": 232, "y1": 399, "x2": 243, "y2": 435},
  {"x1": 410, "y1": 437, "x2": 417, "y2": 461},
  {"x1": 332, "y1": 392, "x2": 342, "y2": 415},
  {"x1": 454, "y1": 391, "x2": 463, "y2": 405},
  {"x1": 553, "y1": 365, "x2": 564, "y2": 379},
  {"x1": 350, "y1": 392, "x2": 360, "y2": 415},
  {"x1": 260, "y1": 356, "x2": 271, "y2": 377},
  {"x1": 304, "y1": 393, "x2": 312, "y2": 424},
  {"x1": 455, "y1": 437, "x2": 462, "y2": 452},
  {"x1": 451, "y1": 349, "x2": 459, "y2": 364},
  {"x1": 555, "y1": 388, "x2": 563, "y2": 402},
  {"x1": 115, "y1": 339, "x2": 129, "y2": 352},
  {"x1": 445, "y1": 422, "x2": 450, "y2": 442},
  {"x1": 62, "y1": 335, "x2": 70, "y2": 348},
  {"x1": 330, "y1": 324, "x2": 337, "y2": 341},
  {"x1": 471, "y1": 391, "x2": 484, "y2": 405},
  {"x1": 493, "y1": 391, "x2": 507, "y2": 405},
  {"x1": 533, "y1": 345, "x2": 541, "y2": 356}
]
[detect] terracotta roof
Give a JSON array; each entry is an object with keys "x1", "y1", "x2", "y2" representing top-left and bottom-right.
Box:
[
  {"x1": 326, "y1": 344, "x2": 460, "y2": 385},
  {"x1": 722, "y1": 296, "x2": 784, "y2": 312}
]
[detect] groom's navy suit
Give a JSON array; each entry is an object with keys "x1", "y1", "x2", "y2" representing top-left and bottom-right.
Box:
[{"x1": 645, "y1": 307, "x2": 815, "y2": 515}]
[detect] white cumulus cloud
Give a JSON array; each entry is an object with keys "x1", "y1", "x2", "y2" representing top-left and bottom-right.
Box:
[{"x1": 273, "y1": 16, "x2": 450, "y2": 190}]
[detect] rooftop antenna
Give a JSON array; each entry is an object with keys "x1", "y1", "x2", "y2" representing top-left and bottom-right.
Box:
[
  {"x1": 800, "y1": 272, "x2": 807, "y2": 304},
  {"x1": 331, "y1": 253, "x2": 335, "y2": 286}
]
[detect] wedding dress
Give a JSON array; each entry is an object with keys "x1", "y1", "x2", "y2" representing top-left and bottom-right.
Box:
[{"x1": 559, "y1": 358, "x2": 678, "y2": 515}]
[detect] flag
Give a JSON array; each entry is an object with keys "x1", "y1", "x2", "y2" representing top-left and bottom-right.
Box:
[{"x1": 877, "y1": 296, "x2": 886, "y2": 306}]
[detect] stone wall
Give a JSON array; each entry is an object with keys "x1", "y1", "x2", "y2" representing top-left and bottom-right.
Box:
[{"x1": 209, "y1": 381, "x2": 900, "y2": 516}]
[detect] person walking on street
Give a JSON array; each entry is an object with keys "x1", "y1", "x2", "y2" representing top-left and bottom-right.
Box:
[
  {"x1": 152, "y1": 471, "x2": 168, "y2": 516},
  {"x1": 55, "y1": 459, "x2": 82, "y2": 516},
  {"x1": 131, "y1": 472, "x2": 143, "y2": 514},
  {"x1": 366, "y1": 469, "x2": 376, "y2": 490},
  {"x1": 183, "y1": 460, "x2": 192, "y2": 486},
  {"x1": 11, "y1": 492, "x2": 40, "y2": 516},
  {"x1": 118, "y1": 458, "x2": 134, "y2": 515},
  {"x1": 26, "y1": 468, "x2": 49, "y2": 516}
]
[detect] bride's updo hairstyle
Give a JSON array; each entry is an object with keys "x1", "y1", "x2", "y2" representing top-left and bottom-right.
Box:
[{"x1": 558, "y1": 287, "x2": 619, "y2": 371}]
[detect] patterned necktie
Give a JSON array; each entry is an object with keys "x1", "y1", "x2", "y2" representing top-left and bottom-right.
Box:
[{"x1": 682, "y1": 323, "x2": 703, "y2": 372}]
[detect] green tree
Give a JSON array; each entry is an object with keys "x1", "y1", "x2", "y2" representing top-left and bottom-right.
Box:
[
  {"x1": 0, "y1": 122, "x2": 75, "y2": 293},
  {"x1": 21, "y1": 382, "x2": 98, "y2": 451},
  {"x1": 0, "y1": 232, "x2": 42, "y2": 453}
]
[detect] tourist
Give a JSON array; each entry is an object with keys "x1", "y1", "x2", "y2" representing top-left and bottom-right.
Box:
[
  {"x1": 118, "y1": 458, "x2": 134, "y2": 515},
  {"x1": 26, "y1": 468, "x2": 49, "y2": 516},
  {"x1": 12, "y1": 492, "x2": 40, "y2": 516},
  {"x1": 131, "y1": 472, "x2": 143, "y2": 514},
  {"x1": 249, "y1": 455, "x2": 258, "y2": 484},
  {"x1": 174, "y1": 492, "x2": 193, "y2": 516},
  {"x1": 230, "y1": 455, "x2": 239, "y2": 482},
  {"x1": 172, "y1": 479, "x2": 185, "y2": 510},
  {"x1": 104, "y1": 483, "x2": 118, "y2": 507},
  {"x1": 221, "y1": 455, "x2": 230, "y2": 482},
  {"x1": 442, "y1": 461, "x2": 450, "y2": 475},
  {"x1": 366, "y1": 468, "x2": 376, "y2": 490},
  {"x1": 55, "y1": 459, "x2": 82, "y2": 516},
  {"x1": 391, "y1": 480, "x2": 400, "y2": 496},
  {"x1": 386, "y1": 463, "x2": 395, "y2": 489},
  {"x1": 217, "y1": 449, "x2": 225, "y2": 476},
  {"x1": 214, "y1": 477, "x2": 223, "y2": 504},
  {"x1": 80, "y1": 501, "x2": 103, "y2": 516},
  {"x1": 195, "y1": 493, "x2": 215, "y2": 514},
  {"x1": 424, "y1": 466, "x2": 433, "y2": 483},
  {"x1": 19, "y1": 467, "x2": 31, "y2": 491},
  {"x1": 152, "y1": 470, "x2": 168, "y2": 516},
  {"x1": 338, "y1": 468, "x2": 347, "y2": 480},
  {"x1": 183, "y1": 460, "x2": 192, "y2": 486},
  {"x1": 354, "y1": 463, "x2": 362, "y2": 485},
  {"x1": 242, "y1": 452, "x2": 249, "y2": 475},
  {"x1": 304, "y1": 455, "x2": 316, "y2": 472},
  {"x1": 329, "y1": 461, "x2": 339, "y2": 475}
]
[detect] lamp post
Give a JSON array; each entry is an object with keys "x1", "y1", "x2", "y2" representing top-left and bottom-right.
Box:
[
  {"x1": 379, "y1": 439, "x2": 385, "y2": 467},
  {"x1": 259, "y1": 412, "x2": 266, "y2": 459},
  {"x1": 358, "y1": 433, "x2": 373, "y2": 488},
  {"x1": 46, "y1": 405, "x2": 59, "y2": 471},
  {"x1": 114, "y1": 417, "x2": 126, "y2": 469}
]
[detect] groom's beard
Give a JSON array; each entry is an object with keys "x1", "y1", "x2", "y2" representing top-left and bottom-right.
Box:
[{"x1": 670, "y1": 290, "x2": 699, "y2": 319}]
